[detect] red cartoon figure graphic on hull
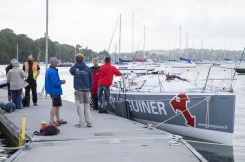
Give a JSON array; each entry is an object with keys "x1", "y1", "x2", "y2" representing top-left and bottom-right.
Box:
[{"x1": 170, "y1": 93, "x2": 196, "y2": 127}]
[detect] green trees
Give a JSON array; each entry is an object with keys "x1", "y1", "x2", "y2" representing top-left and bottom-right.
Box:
[
  {"x1": 0, "y1": 29, "x2": 17, "y2": 63},
  {"x1": 0, "y1": 28, "x2": 98, "y2": 64}
]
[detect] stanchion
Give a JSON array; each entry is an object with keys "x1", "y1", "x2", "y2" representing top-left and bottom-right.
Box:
[{"x1": 18, "y1": 116, "x2": 26, "y2": 147}]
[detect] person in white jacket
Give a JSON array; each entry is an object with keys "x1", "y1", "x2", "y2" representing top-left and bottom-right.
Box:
[{"x1": 7, "y1": 60, "x2": 28, "y2": 109}]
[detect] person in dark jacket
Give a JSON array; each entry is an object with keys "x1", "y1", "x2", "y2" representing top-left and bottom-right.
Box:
[
  {"x1": 45, "y1": 57, "x2": 67, "y2": 126},
  {"x1": 5, "y1": 59, "x2": 15, "y2": 101},
  {"x1": 70, "y1": 54, "x2": 93, "y2": 128},
  {"x1": 90, "y1": 58, "x2": 100, "y2": 110},
  {"x1": 98, "y1": 57, "x2": 122, "y2": 113}
]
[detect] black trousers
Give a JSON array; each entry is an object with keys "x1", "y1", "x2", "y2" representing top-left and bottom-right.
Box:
[
  {"x1": 25, "y1": 79, "x2": 37, "y2": 104},
  {"x1": 91, "y1": 94, "x2": 98, "y2": 109}
]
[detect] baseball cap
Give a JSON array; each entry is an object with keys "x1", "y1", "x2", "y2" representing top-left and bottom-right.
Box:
[{"x1": 49, "y1": 57, "x2": 59, "y2": 63}]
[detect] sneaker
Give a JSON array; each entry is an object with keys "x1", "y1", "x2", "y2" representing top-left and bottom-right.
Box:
[
  {"x1": 103, "y1": 109, "x2": 108, "y2": 114},
  {"x1": 98, "y1": 108, "x2": 103, "y2": 113},
  {"x1": 34, "y1": 103, "x2": 38, "y2": 106},
  {"x1": 87, "y1": 124, "x2": 92, "y2": 127},
  {"x1": 75, "y1": 124, "x2": 86, "y2": 128},
  {"x1": 56, "y1": 119, "x2": 67, "y2": 124},
  {"x1": 49, "y1": 122, "x2": 61, "y2": 126}
]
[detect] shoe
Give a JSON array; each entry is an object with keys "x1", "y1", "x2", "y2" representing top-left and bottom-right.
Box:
[
  {"x1": 27, "y1": 105, "x2": 29, "y2": 107},
  {"x1": 75, "y1": 124, "x2": 86, "y2": 128},
  {"x1": 103, "y1": 109, "x2": 108, "y2": 114},
  {"x1": 34, "y1": 103, "x2": 38, "y2": 106},
  {"x1": 56, "y1": 119, "x2": 67, "y2": 124},
  {"x1": 98, "y1": 108, "x2": 103, "y2": 113},
  {"x1": 87, "y1": 124, "x2": 92, "y2": 127},
  {"x1": 49, "y1": 122, "x2": 61, "y2": 126}
]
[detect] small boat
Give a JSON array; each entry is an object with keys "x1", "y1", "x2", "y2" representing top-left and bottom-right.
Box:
[
  {"x1": 236, "y1": 68, "x2": 245, "y2": 74},
  {"x1": 108, "y1": 67, "x2": 236, "y2": 145},
  {"x1": 0, "y1": 71, "x2": 7, "y2": 88},
  {"x1": 58, "y1": 62, "x2": 73, "y2": 67},
  {"x1": 166, "y1": 57, "x2": 197, "y2": 68},
  {"x1": 119, "y1": 58, "x2": 132, "y2": 63},
  {"x1": 116, "y1": 62, "x2": 155, "y2": 74},
  {"x1": 235, "y1": 48, "x2": 245, "y2": 74},
  {"x1": 114, "y1": 58, "x2": 133, "y2": 65},
  {"x1": 133, "y1": 58, "x2": 147, "y2": 62}
]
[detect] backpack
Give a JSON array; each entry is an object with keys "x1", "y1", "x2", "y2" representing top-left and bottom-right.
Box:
[
  {"x1": 40, "y1": 124, "x2": 60, "y2": 136},
  {"x1": 0, "y1": 101, "x2": 16, "y2": 113}
]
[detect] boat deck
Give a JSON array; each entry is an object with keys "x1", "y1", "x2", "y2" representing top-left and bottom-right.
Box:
[{"x1": 0, "y1": 89, "x2": 205, "y2": 162}]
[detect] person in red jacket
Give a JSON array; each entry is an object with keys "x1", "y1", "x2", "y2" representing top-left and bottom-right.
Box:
[
  {"x1": 90, "y1": 58, "x2": 100, "y2": 110},
  {"x1": 98, "y1": 57, "x2": 122, "y2": 113}
]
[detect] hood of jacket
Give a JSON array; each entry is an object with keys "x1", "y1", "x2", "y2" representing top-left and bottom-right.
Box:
[{"x1": 74, "y1": 62, "x2": 87, "y2": 69}]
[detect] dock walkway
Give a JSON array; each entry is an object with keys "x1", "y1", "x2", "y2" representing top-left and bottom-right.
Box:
[{"x1": 0, "y1": 89, "x2": 204, "y2": 162}]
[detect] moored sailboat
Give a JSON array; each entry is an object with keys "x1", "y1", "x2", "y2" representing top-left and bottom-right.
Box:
[{"x1": 108, "y1": 67, "x2": 236, "y2": 145}]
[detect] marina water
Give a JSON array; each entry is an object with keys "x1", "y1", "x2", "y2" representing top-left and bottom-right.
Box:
[{"x1": 0, "y1": 64, "x2": 244, "y2": 162}]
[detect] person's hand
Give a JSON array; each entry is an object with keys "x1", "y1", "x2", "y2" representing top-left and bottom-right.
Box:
[{"x1": 61, "y1": 80, "x2": 66, "y2": 84}]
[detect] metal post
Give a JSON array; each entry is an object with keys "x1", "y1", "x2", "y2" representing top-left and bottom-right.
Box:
[
  {"x1": 18, "y1": 116, "x2": 26, "y2": 147},
  {"x1": 203, "y1": 66, "x2": 212, "y2": 91},
  {"x1": 16, "y1": 43, "x2": 19, "y2": 61},
  {"x1": 45, "y1": 0, "x2": 49, "y2": 98},
  {"x1": 45, "y1": 0, "x2": 49, "y2": 71}
]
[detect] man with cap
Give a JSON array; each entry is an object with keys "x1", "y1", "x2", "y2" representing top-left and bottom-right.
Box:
[
  {"x1": 45, "y1": 57, "x2": 67, "y2": 126},
  {"x1": 22, "y1": 54, "x2": 40, "y2": 107}
]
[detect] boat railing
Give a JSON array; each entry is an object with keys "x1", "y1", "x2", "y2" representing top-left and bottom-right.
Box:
[{"x1": 203, "y1": 66, "x2": 237, "y2": 92}]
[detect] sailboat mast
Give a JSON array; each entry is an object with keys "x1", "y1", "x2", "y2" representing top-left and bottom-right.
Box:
[
  {"x1": 201, "y1": 38, "x2": 203, "y2": 61},
  {"x1": 132, "y1": 13, "x2": 134, "y2": 55},
  {"x1": 186, "y1": 32, "x2": 188, "y2": 58},
  {"x1": 180, "y1": 25, "x2": 181, "y2": 50},
  {"x1": 143, "y1": 26, "x2": 145, "y2": 58},
  {"x1": 179, "y1": 25, "x2": 181, "y2": 59},
  {"x1": 192, "y1": 41, "x2": 195, "y2": 60},
  {"x1": 119, "y1": 14, "x2": 121, "y2": 55}
]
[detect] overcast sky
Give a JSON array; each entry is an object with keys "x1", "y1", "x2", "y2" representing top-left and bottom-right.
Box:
[{"x1": 1, "y1": 0, "x2": 245, "y2": 53}]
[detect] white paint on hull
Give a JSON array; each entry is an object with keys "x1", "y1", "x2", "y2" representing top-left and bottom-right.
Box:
[{"x1": 134, "y1": 118, "x2": 233, "y2": 145}]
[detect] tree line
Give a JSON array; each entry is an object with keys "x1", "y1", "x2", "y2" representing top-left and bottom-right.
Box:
[{"x1": 0, "y1": 28, "x2": 105, "y2": 64}]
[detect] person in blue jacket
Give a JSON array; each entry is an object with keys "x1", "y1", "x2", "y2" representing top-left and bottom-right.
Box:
[
  {"x1": 70, "y1": 53, "x2": 93, "y2": 128},
  {"x1": 45, "y1": 57, "x2": 67, "y2": 126}
]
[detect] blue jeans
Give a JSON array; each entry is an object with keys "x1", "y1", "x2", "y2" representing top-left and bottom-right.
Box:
[
  {"x1": 98, "y1": 85, "x2": 110, "y2": 110},
  {"x1": 11, "y1": 89, "x2": 22, "y2": 109}
]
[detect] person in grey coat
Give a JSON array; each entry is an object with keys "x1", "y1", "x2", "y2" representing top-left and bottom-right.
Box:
[{"x1": 7, "y1": 61, "x2": 28, "y2": 109}]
